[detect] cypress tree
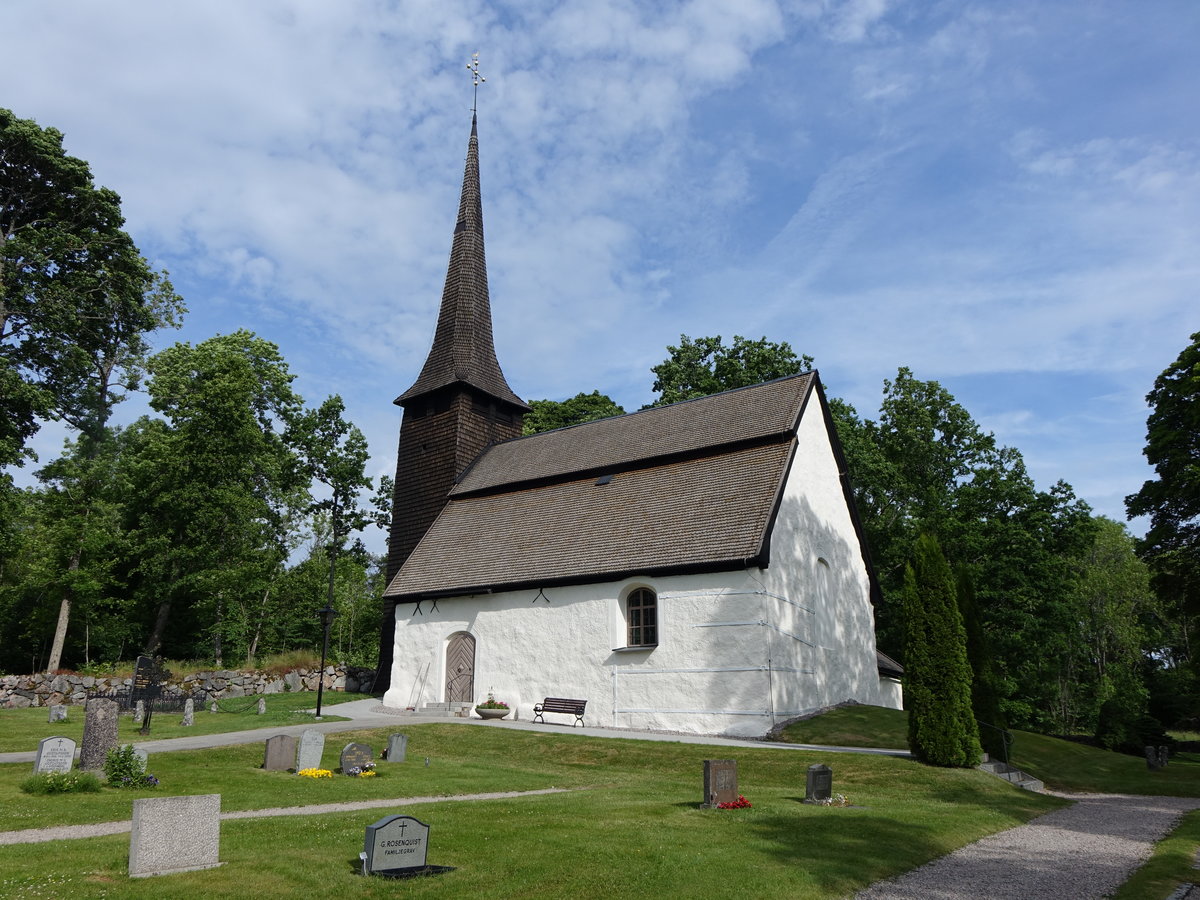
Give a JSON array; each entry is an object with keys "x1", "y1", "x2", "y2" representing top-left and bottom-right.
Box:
[
  {"x1": 903, "y1": 534, "x2": 982, "y2": 767},
  {"x1": 957, "y1": 568, "x2": 1007, "y2": 758}
]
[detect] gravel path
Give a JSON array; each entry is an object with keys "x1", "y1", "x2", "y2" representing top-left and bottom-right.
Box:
[
  {"x1": 0, "y1": 787, "x2": 573, "y2": 845},
  {"x1": 855, "y1": 792, "x2": 1200, "y2": 899}
]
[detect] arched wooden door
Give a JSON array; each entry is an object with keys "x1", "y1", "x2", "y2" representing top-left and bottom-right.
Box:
[{"x1": 444, "y1": 632, "x2": 476, "y2": 703}]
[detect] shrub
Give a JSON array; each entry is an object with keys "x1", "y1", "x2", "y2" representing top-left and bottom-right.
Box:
[
  {"x1": 104, "y1": 744, "x2": 159, "y2": 789},
  {"x1": 20, "y1": 771, "x2": 102, "y2": 794}
]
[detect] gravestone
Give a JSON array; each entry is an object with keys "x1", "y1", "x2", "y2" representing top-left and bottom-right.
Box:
[
  {"x1": 385, "y1": 733, "x2": 407, "y2": 763},
  {"x1": 129, "y1": 794, "x2": 222, "y2": 877},
  {"x1": 48, "y1": 705, "x2": 68, "y2": 723},
  {"x1": 79, "y1": 698, "x2": 119, "y2": 770},
  {"x1": 362, "y1": 815, "x2": 429, "y2": 876},
  {"x1": 257, "y1": 697, "x2": 267, "y2": 715},
  {"x1": 181, "y1": 698, "x2": 195, "y2": 727},
  {"x1": 702, "y1": 759, "x2": 738, "y2": 808},
  {"x1": 263, "y1": 734, "x2": 298, "y2": 771},
  {"x1": 34, "y1": 736, "x2": 76, "y2": 774},
  {"x1": 133, "y1": 746, "x2": 150, "y2": 770},
  {"x1": 210, "y1": 701, "x2": 219, "y2": 714},
  {"x1": 806, "y1": 764, "x2": 833, "y2": 803},
  {"x1": 296, "y1": 729, "x2": 325, "y2": 772},
  {"x1": 133, "y1": 700, "x2": 145, "y2": 725},
  {"x1": 341, "y1": 741, "x2": 374, "y2": 775}
]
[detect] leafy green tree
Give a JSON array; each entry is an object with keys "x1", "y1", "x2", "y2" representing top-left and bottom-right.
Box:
[
  {"x1": 523, "y1": 391, "x2": 625, "y2": 435},
  {"x1": 1, "y1": 108, "x2": 185, "y2": 670},
  {"x1": 1067, "y1": 518, "x2": 1156, "y2": 727},
  {"x1": 1127, "y1": 331, "x2": 1200, "y2": 660},
  {"x1": 1, "y1": 107, "x2": 181, "y2": 468},
  {"x1": 129, "y1": 331, "x2": 308, "y2": 662},
  {"x1": 902, "y1": 533, "x2": 982, "y2": 767},
  {"x1": 291, "y1": 394, "x2": 373, "y2": 653},
  {"x1": 648, "y1": 334, "x2": 812, "y2": 406}
]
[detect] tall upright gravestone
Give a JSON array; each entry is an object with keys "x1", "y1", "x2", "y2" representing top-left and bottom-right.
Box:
[
  {"x1": 296, "y1": 729, "x2": 325, "y2": 772},
  {"x1": 263, "y1": 735, "x2": 298, "y2": 771},
  {"x1": 79, "y1": 698, "x2": 119, "y2": 770},
  {"x1": 702, "y1": 759, "x2": 738, "y2": 808},
  {"x1": 386, "y1": 733, "x2": 407, "y2": 763},
  {"x1": 805, "y1": 764, "x2": 833, "y2": 803}
]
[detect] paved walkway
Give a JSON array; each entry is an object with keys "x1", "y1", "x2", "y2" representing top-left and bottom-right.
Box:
[
  {"x1": 0, "y1": 787, "x2": 574, "y2": 845},
  {"x1": 856, "y1": 792, "x2": 1200, "y2": 899},
  {"x1": 0, "y1": 698, "x2": 911, "y2": 764}
]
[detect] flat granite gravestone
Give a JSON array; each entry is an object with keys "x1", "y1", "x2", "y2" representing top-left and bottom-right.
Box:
[
  {"x1": 296, "y1": 729, "x2": 325, "y2": 772},
  {"x1": 263, "y1": 734, "x2": 298, "y2": 771},
  {"x1": 702, "y1": 759, "x2": 738, "y2": 808},
  {"x1": 129, "y1": 793, "x2": 222, "y2": 877},
  {"x1": 806, "y1": 764, "x2": 833, "y2": 803},
  {"x1": 79, "y1": 698, "x2": 119, "y2": 770},
  {"x1": 341, "y1": 742, "x2": 374, "y2": 775},
  {"x1": 48, "y1": 705, "x2": 68, "y2": 723},
  {"x1": 181, "y1": 698, "x2": 194, "y2": 727},
  {"x1": 362, "y1": 815, "x2": 430, "y2": 876},
  {"x1": 34, "y1": 736, "x2": 76, "y2": 774},
  {"x1": 386, "y1": 733, "x2": 407, "y2": 763}
]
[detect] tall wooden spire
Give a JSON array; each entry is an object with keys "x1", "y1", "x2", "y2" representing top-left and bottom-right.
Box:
[
  {"x1": 374, "y1": 114, "x2": 528, "y2": 692},
  {"x1": 397, "y1": 114, "x2": 525, "y2": 409}
]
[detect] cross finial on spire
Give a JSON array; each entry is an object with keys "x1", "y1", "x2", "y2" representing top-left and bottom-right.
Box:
[{"x1": 466, "y1": 52, "x2": 486, "y2": 113}]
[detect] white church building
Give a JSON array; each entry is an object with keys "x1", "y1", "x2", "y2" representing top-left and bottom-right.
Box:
[{"x1": 375, "y1": 113, "x2": 901, "y2": 737}]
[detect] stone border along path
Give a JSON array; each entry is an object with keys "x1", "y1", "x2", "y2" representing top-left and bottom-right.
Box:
[
  {"x1": 0, "y1": 788, "x2": 574, "y2": 846},
  {"x1": 855, "y1": 791, "x2": 1200, "y2": 899}
]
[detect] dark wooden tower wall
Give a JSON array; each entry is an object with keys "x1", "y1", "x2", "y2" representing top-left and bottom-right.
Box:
[
  {"x1": 372, "y1": 114, "x2": 528, "y2": 693},
  {"x1": 385, "y1": 389, "x2": 524, "y2": 581}
]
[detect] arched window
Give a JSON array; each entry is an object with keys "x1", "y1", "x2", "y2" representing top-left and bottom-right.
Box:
[{"x1": 627, "y1": 588, "x2": 658, "y2": 647}]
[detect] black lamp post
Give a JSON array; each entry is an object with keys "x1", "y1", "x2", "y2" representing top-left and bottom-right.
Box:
[{"x1": 315, "y1": 603, "x2": 339, "y2": 720}]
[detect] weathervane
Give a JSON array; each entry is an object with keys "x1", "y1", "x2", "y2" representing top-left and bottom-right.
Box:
[{"x1": 467, "y1": 52, "x2": 485, "y2": 113}]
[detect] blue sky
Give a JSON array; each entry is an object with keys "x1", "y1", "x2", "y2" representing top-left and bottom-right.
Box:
[{"x1": 4, "y1": 1, "x2": 1197, "y2": 552}]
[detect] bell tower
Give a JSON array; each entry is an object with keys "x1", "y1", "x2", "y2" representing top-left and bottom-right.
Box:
[{"x1": 373, "y1": 111, "x2": 528, "y2": 691}]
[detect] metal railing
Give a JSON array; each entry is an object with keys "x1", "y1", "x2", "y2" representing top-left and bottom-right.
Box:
[{"x1": 978, "y1": 720, "x2": 1014, "y2": 767}]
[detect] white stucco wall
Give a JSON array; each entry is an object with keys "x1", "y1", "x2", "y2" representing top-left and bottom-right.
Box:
[{"x1": 382, "y1": 398, "x2": 888, "y2": 737}]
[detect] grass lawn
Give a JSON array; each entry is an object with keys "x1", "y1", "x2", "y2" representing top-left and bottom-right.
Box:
[
  {"x1": 0, "y1": 692, "x2": 371, "y2": 752},
  {"x1": 0, "y1": 722, "x2": 1060, "y2": 899},
  {"x1": 776, "y1": 704, "x2": 909, "y2": 750},
  {"x1": 1113, "y1": 809, "x2": 1200, "y2": 900},
  {"x1": 779, "y1": 705, "x2": 1200, "y2": 799}
]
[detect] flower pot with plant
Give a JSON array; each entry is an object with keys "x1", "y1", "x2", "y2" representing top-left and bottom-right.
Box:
[{"x1": 476, "y1": 690, "x2": 510, "y2": 720}]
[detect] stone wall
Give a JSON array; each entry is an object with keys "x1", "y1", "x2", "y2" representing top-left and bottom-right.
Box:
[{"x1": 0, "y1": 665, "x2": 376, "y2": 708}]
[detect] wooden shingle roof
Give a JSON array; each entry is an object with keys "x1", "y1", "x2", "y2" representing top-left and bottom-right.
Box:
[
  {"x1": 384, "y1": 374, "x2": 818, "y2": 600},
  {"x1": 454, "y1": 373, "x2": 815, "y2": 496}
]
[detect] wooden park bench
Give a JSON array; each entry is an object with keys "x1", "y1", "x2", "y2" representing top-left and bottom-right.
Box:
[{"x1": 532, "y1": 697, "x2": 587, "y2": 727}]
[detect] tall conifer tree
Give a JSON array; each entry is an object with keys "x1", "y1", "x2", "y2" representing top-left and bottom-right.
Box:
[{"x1": 903, "y1": 534, "x2": 982, "y2": 767}]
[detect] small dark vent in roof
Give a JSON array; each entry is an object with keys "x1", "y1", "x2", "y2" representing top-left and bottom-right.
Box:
[{"x1": 595, "y1": 474, "x2": 613, "y2": 485}]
